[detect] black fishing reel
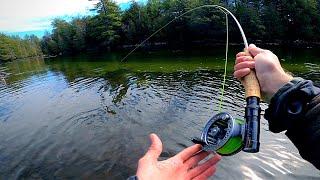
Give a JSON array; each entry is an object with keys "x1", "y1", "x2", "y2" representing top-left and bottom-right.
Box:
[{"x1": 193, "y1": 97, "x2": 261, "y2": 156}]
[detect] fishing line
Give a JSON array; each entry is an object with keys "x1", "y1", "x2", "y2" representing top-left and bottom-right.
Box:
[
  {"x1": 218, "y1": 12, "x2": 229, "y2": 113},
  {"x1": 121, "y1": 5, "x2": 249, "y2": 62},
  {"x1": 121, "y1": 5, "x2": 262, "y2": 156},
  {"x1": 121, "y1": 5, "x2": 248, "y2": 112}
]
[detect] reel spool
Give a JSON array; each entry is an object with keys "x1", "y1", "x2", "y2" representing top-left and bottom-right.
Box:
[{"x1": 192, "y1": 112, "x2": 246, "y2": 156}]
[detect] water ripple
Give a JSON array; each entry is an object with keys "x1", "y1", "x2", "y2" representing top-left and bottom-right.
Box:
[{"x1": 0, "y1": 57, "x2": 319, "y2": 179}]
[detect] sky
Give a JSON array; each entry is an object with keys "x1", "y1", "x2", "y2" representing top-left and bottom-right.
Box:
[{"x1": 0, "y1": 0, "x2": 134, "y2": 38}]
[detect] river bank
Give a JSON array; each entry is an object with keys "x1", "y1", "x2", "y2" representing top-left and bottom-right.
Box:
[{"x1": 38, "y1": 40, "x2": 320, "y2": 60}]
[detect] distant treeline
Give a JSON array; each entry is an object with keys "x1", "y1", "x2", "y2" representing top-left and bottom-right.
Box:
[
  {"x1": 0, "y1": 34, "x2": 42, "y2": 61},
  {"x1": 40, "y1": 0, "x2": 320, "y2": 56},
  {"x1": 2, "y1": 0, "x2": 320, "y2": 60}
]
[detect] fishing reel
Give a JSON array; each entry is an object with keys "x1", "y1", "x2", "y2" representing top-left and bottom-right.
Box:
[{"x1": 193, "y1": 97, "x2": 261, "y2": 156}]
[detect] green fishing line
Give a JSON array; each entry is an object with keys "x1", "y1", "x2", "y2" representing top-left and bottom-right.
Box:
[
  {"x1": 218, "y1": 13, "x2": 229, "y2": 113},
  {"x1": 120, "y1": 5, "x2": 249, "y2": 114}
]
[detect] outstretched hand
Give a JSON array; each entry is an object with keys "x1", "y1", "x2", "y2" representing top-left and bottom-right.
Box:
[
  {"x1": 234, "y1": 44, "x2": 293, "y2": 102},
  {"x1": 136, "y1": 134, "x2": 221, "y2": 180}
]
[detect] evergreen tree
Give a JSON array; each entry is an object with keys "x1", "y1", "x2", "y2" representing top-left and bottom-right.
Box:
[{"x1": 86, "y1": 0, "x2": 122, "y2": 49}]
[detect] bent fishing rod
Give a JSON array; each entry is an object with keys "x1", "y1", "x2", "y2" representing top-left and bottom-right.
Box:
[{"x1": 121, "y1": 5, "x2": 261, "y2": 156}]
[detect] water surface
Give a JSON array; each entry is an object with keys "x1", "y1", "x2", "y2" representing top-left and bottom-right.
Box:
[{"x1": 0, "y1": 48, "x2": 320, "y2": 179}]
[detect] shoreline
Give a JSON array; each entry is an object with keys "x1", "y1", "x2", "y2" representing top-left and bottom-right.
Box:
[
  {"x1": 123, "y1": 40, "x2": 320, "y2": 49},
  {"x1": 2, "y1": 40, "x2": 319, "y2": 62}
]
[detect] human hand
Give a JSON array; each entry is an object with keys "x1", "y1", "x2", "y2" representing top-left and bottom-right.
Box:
[
  {"x1": 136, "y1": 134, "x2": 221, "y2": 180},
  {"x1": 234, "y1": 44, "x2": 293, "y2": 102}
]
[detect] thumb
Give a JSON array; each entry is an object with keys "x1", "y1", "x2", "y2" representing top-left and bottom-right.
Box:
[
  {"x1": 248, "y1": 44, "x2": 265, "y2": 57},
  {"x1": 143, "y1": 133, "x2": 163, "y2": 161}
]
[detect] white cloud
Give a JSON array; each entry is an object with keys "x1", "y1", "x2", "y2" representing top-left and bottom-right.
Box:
[
  {"x1": 0, "y1": 0, "x2": 137, "y2": 33},
  {"x1": 0, "y1": 0, "x2": 97, "y2": 32}
]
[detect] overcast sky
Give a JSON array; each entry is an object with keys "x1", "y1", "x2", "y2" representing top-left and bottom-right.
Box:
[{"x1": 0, "y1": 0, "x2": 132, "y2": 37}]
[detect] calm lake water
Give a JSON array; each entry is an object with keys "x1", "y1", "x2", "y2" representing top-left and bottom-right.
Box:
[{"x1": 0, "y1": 47, "x2": 320, "y2": 179}]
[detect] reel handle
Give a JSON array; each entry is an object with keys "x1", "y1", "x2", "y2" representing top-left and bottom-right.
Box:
[{"x1": 241, "y1": 49, "x2": 261, "y2": 153}]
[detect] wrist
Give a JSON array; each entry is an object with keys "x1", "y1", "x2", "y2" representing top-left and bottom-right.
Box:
[
  {"x1": 264, "y1": 73, "x2": 293, "y2": 100},
  {"x1": 264, "y1": 77, "x2": 320, "y2": 133}
]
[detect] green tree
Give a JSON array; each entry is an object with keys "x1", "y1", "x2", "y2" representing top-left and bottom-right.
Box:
[
  {"x1": 122, "y1": 1, "x2": 145, "y2": 44},
  {"x1": 71, "y1": 17, "x2": 88, "y2": 52},
  {"x1": 234, "y1": 0, "x2": 265, "y2": 40},
  {"x1": 51, "y1": 19, "x2": 75, "y2": 54},
  {"x1": 41, "y1": 32, "x2": 59, "y2": 56},
  {"x1": 39, "y1": 0, "x2": 320, "y2": 56},
  {"x1": 86, "y1": 0, "x2": 122, "y2": 49},
  {"x1": 0, "y1": 34, "x2": 42, "y2": 61},
  {"x1": 262, "y1": 0, "x2": 320, "y2": 41}
]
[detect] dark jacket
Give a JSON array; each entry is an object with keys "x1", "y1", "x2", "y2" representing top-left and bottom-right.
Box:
[{"x1": 265, "y1": 78, "x2": 320, "y2": 170}]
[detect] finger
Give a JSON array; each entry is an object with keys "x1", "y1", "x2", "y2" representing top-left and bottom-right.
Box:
[
  {"x1": 236, "y1": 52, "x2": 247, "y2": 57},
  {"x1": 174, "y1": 144, "x2": 202, "y2": 162},
  {"x1": 235, "y1": 56, "x2": 254, "y2": 65},
  {"x1": 184, "y1": 151, "x2": 210, "y2": 169},
  {"x1": 192, "y1": 166, "x2": 216, "y2": 180},
  {"x1": 143, "y1": 133, "x2": 163, "y2": 161},
  {"x1": 188, "y1": 154, "x2": 221, "y2": 179},
  {"x1": 248, "y1": 44, "x2": 265, "y2": 57},
  {"x1": 233, "y1": 68, "x2": 251, "y2": 79},
  {"x1": 234, "y1": 61, "x2": 255, "y2": 71}
]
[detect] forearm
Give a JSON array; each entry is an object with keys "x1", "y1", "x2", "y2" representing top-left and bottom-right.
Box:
[
  {"x1": 286, "y1": 94, "x2": 320, "y2": 169},
  {"x1": 264, "y1": 78, "x2": 320, "y2": 169}
]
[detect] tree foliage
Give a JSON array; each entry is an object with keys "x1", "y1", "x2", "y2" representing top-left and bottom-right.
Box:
[
  {"x1": 39, "y1": 0, "x2": 320, "y2": 56},
  {"x1": 87, "y1": 0, "x2": 122, "y2": 49},
  {"x1": 41, "y1": 18, "x2": 88, "y2": 55},
  {"x1": 0, "y1": 34, "x2": 42, "y2": 61}
]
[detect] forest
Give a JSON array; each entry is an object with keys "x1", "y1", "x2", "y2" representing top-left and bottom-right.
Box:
[
  {"x1": 1, "y1": 0, "x2": 320, "y2": 60},
  {"x1": 0, "y1": 34, "x2": 42, "y2": 61}
]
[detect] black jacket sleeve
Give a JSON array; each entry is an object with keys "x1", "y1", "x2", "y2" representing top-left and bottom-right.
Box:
[{"x1": 264, "y1": 78, "x2": 320, "y2": 170}]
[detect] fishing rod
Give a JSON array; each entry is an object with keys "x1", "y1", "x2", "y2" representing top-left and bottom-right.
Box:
[{"x1": 121, "y1": 5, "x2": 261, "y2": 156}]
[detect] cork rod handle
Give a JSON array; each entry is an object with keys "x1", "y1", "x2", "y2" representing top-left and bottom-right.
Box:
[{"x1": 241, "y1": 50, "x2": 261, "y2": 98}]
